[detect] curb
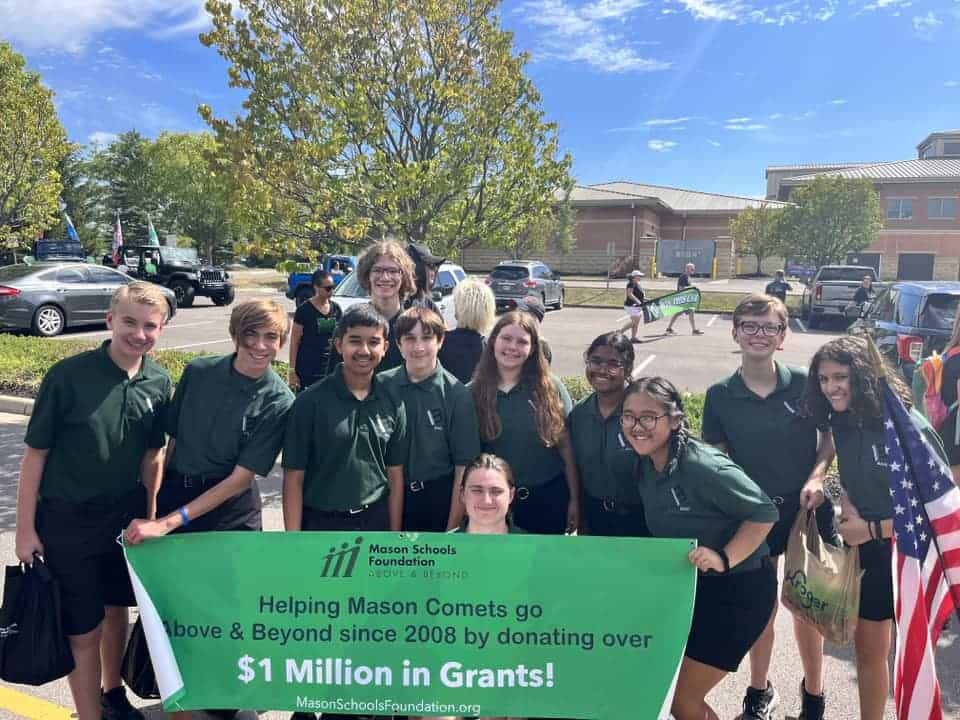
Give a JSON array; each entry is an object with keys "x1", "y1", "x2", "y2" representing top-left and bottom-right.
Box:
[
  {"x1": 0, "y1": 395, "x2": 34, "y2": 416},
  {"x1": 566, "y1": 304, "x2": 731, "y2": 316}
]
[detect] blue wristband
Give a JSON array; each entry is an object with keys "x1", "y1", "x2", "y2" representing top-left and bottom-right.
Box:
[{"x1": 178, "y1": 506, "x2": 190, "y2": 527}]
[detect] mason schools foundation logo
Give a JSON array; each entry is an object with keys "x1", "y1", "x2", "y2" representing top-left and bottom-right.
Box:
[{"x1": 321, "y1": 537, "x2": 364, "y2": 578}]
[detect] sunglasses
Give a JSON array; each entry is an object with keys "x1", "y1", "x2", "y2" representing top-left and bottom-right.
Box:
[{"x1": 316, "y1": 284, "x2": 336, "y2": 291}]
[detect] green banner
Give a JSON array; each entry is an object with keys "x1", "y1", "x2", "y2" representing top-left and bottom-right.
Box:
[
  {"x1": 125, "y1": 532, "x2": 696, "y2": 719},
  {"x1": 643, "y1": 287, "x2": 701, "y2": 323}
]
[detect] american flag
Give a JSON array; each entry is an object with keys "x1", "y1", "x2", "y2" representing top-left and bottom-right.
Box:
[
  {"x1": 881, "y1": 383, "x2": 960, "y2": 720},
  {"x1": 112, "y1": 213, "x2": 123, "y2": 265}
]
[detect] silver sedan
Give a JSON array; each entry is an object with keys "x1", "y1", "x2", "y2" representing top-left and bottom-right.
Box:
[{"x1": 0, "y1": 263, "x2": 177, "y2": 337}]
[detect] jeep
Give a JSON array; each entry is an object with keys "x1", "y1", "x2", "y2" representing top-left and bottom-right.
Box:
[{"x1": 114, "y1": 245, "x2": 235, "y2": 307}]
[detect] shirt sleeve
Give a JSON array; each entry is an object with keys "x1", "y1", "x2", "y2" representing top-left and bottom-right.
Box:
[
  {"x1": 164, "y1": 363, "x2": 191, "y2": 438},
  {"x1": 553, "y1": 375, "x2": 573, "y2": 416},
  {"x1": 23, "y1": 363, "x2": 66, "y2": 450},
  {"x1": 706, "y1": 459, "x2": 780, "y2": 524},
  {"x1": 282, "y1": 393, "x2": 315, "y2": 470},
  {"x1": 386, "y1": 399, "x2": 408, "y2": 468},
  {"x1": 699, "y1": 386, "x2": 728, "y2": 445},
  {"x1": 237, "y1": 388, "x2": 295, "y2": 476},
  {"x1": 450, "y1": 387, "x2": 482, "y2": 466},
  {"x1": 148, "y1": 376, "x2": 174, "y2": 449}
]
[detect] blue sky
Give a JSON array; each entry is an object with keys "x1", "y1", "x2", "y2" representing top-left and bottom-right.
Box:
[{"x1": 2, "y1": 0, "x2": 959, "y2": 198}]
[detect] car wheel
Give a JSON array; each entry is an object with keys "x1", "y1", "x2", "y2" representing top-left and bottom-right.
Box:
[
  {"x1": 172, "y1": 281, "x2": 195, "y2": 308},
  {"x1": 807, "y1": 315, "x2": 821, "y2": 330},
  {"x1": 213, "y1": 287, "x2": 236, "y2": 306},
  {"x1": 294, "y1": 286, "x2": 313, "y2": 307},
  {"x1": 32, "y1": 304, "x2": 65, "y2": 337},
  {"x1": 554, "y1": 290, "x2": 564, "y2": 310}
]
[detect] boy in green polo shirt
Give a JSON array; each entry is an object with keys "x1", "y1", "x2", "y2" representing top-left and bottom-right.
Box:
[
  {"x1": 283, "y1": 303, "x2": 408, "y2": 535},
  {"x1": 701, "y1": 294, "x2": 836, "y2": 720},
  {"x1": 15, "y1": 282, "x2": 172, "y2": 720},
  {"x1": 381, "y1": 306, "x2": 481, "y2": 531}
]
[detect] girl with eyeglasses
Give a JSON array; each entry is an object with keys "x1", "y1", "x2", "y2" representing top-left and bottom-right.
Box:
[
  {"x1": 470, "y1": 311, "x2": 580, "y2": 535},
  {"x1": 288, "y1": 269, "x2": 343, "y2": 391},
  {"x1": 621, "y1": 376, "x2": 778, "y2": 720},
  {"x1": 701, "y1": 294, "x2": 837, "y2": 720},
  {"x1": 567, "y1": 332, "x2": 650, "y2": 536}
]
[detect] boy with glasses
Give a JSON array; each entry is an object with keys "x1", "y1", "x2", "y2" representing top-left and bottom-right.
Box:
[
  {"x1": 289, "y1": 269, "x2": 342, "y2": 391},
  {"x1": 701, "y1": 294, "x2": 837, "y2": 720}
]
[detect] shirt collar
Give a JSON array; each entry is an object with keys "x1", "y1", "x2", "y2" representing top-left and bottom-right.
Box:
[
  {"x1": 726, "y1": 361, "x2": 792, "y2": 400},
  {"x1": 587, "y1": 392, "x2": 624, "y2": 421},
  {"x1": 397, "y1": 363, "x2": 443, "y2": 389},
  {"x1": 331, "y1": 363, "x2": 377, "y2": 402},
  {"x1": 97, "y1": 340, "x2": 150, "y2": 382}
]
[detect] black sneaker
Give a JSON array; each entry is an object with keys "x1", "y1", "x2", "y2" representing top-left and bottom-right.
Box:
[
  {"x1": 291, "y1": 713, "x2": 317, "y2": 720},
  {"x1": 101, "y1": 687, "x2": 145, "y2": 720},
  {"x1": 738, "y1": 682, "x2": 779, "y2": 720},
  {"x1": 799, "y1": 678, "x2": 826, "y2": 720}
]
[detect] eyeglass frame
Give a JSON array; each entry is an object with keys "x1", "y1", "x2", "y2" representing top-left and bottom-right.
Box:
[
  {"x1": 735, "y1": 320, "x2": 786, "y2": 337},
  {"x1": 370, "y1": 266, "x2": 403, "y2": 277},
  {"x1": 585, "y1": 356, "x2": 626, "y2": 372},
  {"x1": 619, "y1": 412, "x2": 670, "y2": 432}
]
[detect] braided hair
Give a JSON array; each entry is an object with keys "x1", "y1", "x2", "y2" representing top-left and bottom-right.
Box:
[{"x1": 624, "y1": 376, "x2": 690, "y2": 472}]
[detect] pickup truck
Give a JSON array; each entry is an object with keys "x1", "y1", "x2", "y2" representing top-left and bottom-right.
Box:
[
  {"x1": 800, "y1": 265, "x2": 878, "y2": 329},
  {"x1": 286, "y1": 254, "x2": 357, "y2": 306}
]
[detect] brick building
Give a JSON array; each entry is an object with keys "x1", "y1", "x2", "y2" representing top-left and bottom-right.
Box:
[
  {"x1": 460, "y1": 181, "x2": 786, "y2": 278},
  {"x1": 767, "y1": 130, "x2": 960, "y2": 281}
]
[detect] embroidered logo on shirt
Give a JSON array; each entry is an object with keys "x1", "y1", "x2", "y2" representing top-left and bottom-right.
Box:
[
  {"x1": 872, "y1": 443, "x2": 889, "y2": 468},
  {"x1": 617, "y1": 432, "x2": 630, "y2": 450},
  {"x1": 426, "y1": 408, "x2": 445, "y2": 431},
  {"x1": 670, "y1": 487, "x2": 691, "y2": 512},
  {"x1": 782, "y1": 400, "x2": 797, "y2": 415},
  {"x1": 372, "y1": 414, "x2": 394, "y2": 439}
]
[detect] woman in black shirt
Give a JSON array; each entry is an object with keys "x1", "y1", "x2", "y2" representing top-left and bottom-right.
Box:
[
  {"x1": 439, "y1": 279, "x2": 496, "y2": 383},
  {"x1": 623, "y1": 270, "x2": 645, "y2": 344},
  {"x1": 288, "y1": 270, "x2": 342, "y2": 390}
]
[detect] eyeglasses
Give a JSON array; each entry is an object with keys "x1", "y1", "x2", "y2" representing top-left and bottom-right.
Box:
[
  {"x1": 316, "y1": 284, "x2": 335, "y2": 291},
  {"x1": 371, "y1": 266, "x2": 402, "y2": 277},
  {"x1": 586, "y1": 357, "x2": 625, "y2": 372},
  {"x1": 620, "y1": 412, "x2": 669, "y2": 432},
  {"x1": 736, "y1": 321, "x2": 785, "y2": 337}
]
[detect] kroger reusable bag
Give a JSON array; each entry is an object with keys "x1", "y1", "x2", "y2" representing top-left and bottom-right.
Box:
[{"x1": 781, "y1": 509, "x2": 862, "y2": 645}]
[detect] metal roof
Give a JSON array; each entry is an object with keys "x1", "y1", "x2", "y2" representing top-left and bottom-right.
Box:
[
  {"x1": 585, "y1": 181, "x2": 788, "y2": 213},
  {"x1": 917, "y1": 130, "x2": 960, "y2": 149},
  {"x1": 781, "y1": 159, "x2": 960, "y2": 184},
  {"x1": 765, "y1": 162, "x2": 879, "y2": 175}
]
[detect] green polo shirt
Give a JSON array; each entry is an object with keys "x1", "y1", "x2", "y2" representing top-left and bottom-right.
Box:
[
  {"x1": 25, "y1": 341, "x2": 172, "y2": 504},
  {"x1": 637, "y1": 440, "x2": 779, "y2": 574},
  {"x1": 283, "y1": 365, "x2": 408, "y2": 510},
  {"x1": 165, "y1": 354, "x2": 294, "y2": 478},
  {"x1": 702, "y1": 363, "x2": 819, "y2": 500},
  {"x1": 379, "y1": 363, "x2": 480, "y2": 486},
  {"x1": 471, "y1": 375, "x2": 573, "y2": 488},
  {"x1": 567, "y1": 393, "x2": 641, "y2": 504},
  {"x1": 831, "y1": 408, "x2": 946, "y2": 521}
]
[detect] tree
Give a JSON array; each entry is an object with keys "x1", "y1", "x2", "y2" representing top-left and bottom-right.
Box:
[
  {"x1": 509, "y1": 184, "x2": 575, "y2": 259},
  {"x1": 199, "y1": 0, "x2": 573, "y2": 260},
  {"x1": 729, "y1": 205, "x2": 784, "y2": 274},
  {"x1": 0, "y1": 42, "x2": 70, "y2": 250},
  {"x1": 779, "y1": 176, "x2": 883, "y2": 268},
  {"x1": 86, "y1": 130, "x2": 157, "y2": 243},
  {"x1": 49, "y1": 147, "x2": 102, "y2": 254}
]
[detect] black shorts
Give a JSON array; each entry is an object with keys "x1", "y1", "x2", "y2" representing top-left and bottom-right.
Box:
[
  {"x1": 582, "y1": 494, "x2": 650, "y2": 537},
  {"x1": 940, "y1": 413, "x2": 960, "y2": 466},
  {"x1": 35, "y1": 487, "x2": 147, "y2": 636},
  {"x1": 858, "y1": 538, "x2": 894, "y2": 621},
  {"x1": 685, "y1": 561, "x2": 777, "y2": 672},
  {"x1": 157, "y1": 469, "x2": 262, "y2": 532},
  {"x1": 766, "y1": 499, "x2": 840, "y2": 557},
  {"x1": 402, "y1": 477, "x2": 453, "y2": 532},
  {"x1": 302, "y1": 496, "x2": 390, "y2": 532},
  {"x1": 512, "y1": 474, "x2": 569, "y2": 535}
]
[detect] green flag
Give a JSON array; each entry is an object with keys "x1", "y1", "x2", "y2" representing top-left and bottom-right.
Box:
[
  {"x1": 643, "y1": 287, "x2": 701, "y2": 324},
  {"x1": 147, "y1": 214, "x2": 160, "y2": 246},
  {"x1": 125, "y1": 532, "x2": 696, "y2": 718}
]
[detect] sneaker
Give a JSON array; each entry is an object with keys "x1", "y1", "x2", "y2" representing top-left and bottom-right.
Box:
[
  {"x1": 101, "y1": 687, "x2": 145, "y2": 720},
  {"x1": 291, "y1": 714, "x2": 317, "y2": 720},
  {"x1": 692, "y1": 329, "x2": 704, "y2": 335},
  {"x1": 665, "y1": 327, "x2": 676, "y2": 335},
  {"x1": 799, "y1": 679, "x2": 825, "y2": 720},
  {"x1": 630, "y1": 337, "x2": 642, "y2": 344},
  {"x1": 738, "y1": 682, "x2": 779, "y2": 720}
]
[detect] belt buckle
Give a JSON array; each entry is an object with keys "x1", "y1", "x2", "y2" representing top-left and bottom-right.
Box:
[
  {"x1": 349, "y1": 505, "x2": 367, "y2": 515},
  {"x1": 602, "y1": 498, "x2": 616, "y2": 512},
  {"x1": 516, "y1": 486, "x2": 530, "y2": 500},
  {"x1": 409, "y1": 481, "x2": 424, "y2": 493}
]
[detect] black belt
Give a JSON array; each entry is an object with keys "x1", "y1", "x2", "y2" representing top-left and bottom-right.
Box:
[
  {"x1": 515, "y1": 473, "x2": 565, "y2": 501},
  {"x1": 167, "y1": 469, "x2": 227, "y2": 488},
  {"x1": 591, "y1": 496, "x2": 642, "y2": 515},
  {"x1": 306, "y1": 495, "x2": 385, "y2": 517}
]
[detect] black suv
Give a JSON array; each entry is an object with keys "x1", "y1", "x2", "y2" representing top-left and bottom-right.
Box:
[
  {"x1": 115, "y1": 245, "x2": 235, "y2": 308},
  {"x1": 847, "y1": 281, "x2": 960, "y2": 380}
]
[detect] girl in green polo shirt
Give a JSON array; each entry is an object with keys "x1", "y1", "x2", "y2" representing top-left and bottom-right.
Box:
[
  {"x1": 568, "y1": 332, "x2": 649, "y2": 537},
  {"x1": 800, "y1": 336, "x2": 948, "y2": 720},
  {"x1": 621, "y1": 376, "x2": 779, "y2": 720},
  {"x1": 469, "y1": 311, "x2": 580, "y2": 535},
  {"x1": 451, "y1": 454, "x2": 524, "y2": 534}
]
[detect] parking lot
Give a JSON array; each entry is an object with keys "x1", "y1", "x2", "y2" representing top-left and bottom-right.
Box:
[{"x1": 48, "y1": 288, "x2": 845, "y2": 393}]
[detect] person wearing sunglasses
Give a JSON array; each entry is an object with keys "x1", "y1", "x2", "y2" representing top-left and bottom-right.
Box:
[
  {"x1": 288, "y1": 269, "x2": 343, "y2": 391},
  {"x1": 701, "y1": 294, "x2": 837, "y2": 720},
  {"x1": 568, "y1": 332, "x2": 649, "y2": 536},
  {"x1": 622, "y1": 375, "x2": 778, "y2": 720}
]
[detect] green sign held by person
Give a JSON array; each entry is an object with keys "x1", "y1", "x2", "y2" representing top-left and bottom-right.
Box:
[
  {"x1": 642, "y1": 288, "x2": 702, "y2": 324},
  {"x1": 125, "y1": 532, "x2": 696, "y2": 719}
]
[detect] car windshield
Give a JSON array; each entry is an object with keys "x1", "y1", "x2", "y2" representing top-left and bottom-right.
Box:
[
  {"x1": 35, "y1": 241, "x2": 83, "y2": 258},
  {"x1": 161, "y1": 247, "x2": 199, "y2": 262},
  {"x1": 332, "y1": 271, "x2": 368, "y2": 299},
  {"x1": 491, "y1": 266, "x2": 528, "y2": 280},
  {"x1": 0, "y1": 264, "x2": 39, "y2": 281},
  {"x1": 920, "y1": 293, "x2": 960, "y2": 330},
  {"x1": 819, "y1": 268, "x2": 875, "y2": 282}
]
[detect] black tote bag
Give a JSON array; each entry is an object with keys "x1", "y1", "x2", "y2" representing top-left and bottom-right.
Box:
[
  {"x1": 0, "y1": 557, "x2": 75, "y2": 685},
  {"x1": 121, "y1": 617, "x2": 159, "y2": 699}
]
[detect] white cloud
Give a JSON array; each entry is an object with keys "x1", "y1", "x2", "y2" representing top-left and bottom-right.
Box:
[
  {"x1": 88, "y1": 131, "x2": 119, "y2": 147},
  {"x1": 137, "y1": 71, "x2": 163, "y2": 81},
  {"x1": 946, "y1": 80, "x2": 960, "y2": 88},
  {"x1": 727, "y1": 116, "x2": 752, "y2": 123},
  {"x1": 677, "y1": 0, "x2": 743, "y2": 21},
  {"x1": 648, "y1": 139, "x2": 678, "y2": 152},
  {"x1": 518, "y1": 0, "x2": 670, "y2": 73},
  {"x1": 912, "y1": 11, "x2": 942, "y2": 39},
  {"x1": 829, "y1": 98, "x2": 848, "y2": 105},
  {"x1": 644, "y1": 116, "x2": 692, "y2": 126},
  {"x1": 0, "y1": 1, "x2": 209, "y2": 53},
  {"x1": 768, "y1": 113, "x2": 783, "y2": 120},
  {"x1": 707, "y1": 139, "x2": 721, "y2": 147},
  {"x1": 725, "y1": 123, "x2": 766, "y2": 131}
]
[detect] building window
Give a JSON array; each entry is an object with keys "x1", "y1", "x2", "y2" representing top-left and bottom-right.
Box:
[
  {"x1": 887, "y1": 198, "x2": 913, "y2": 220},
  {"x1": 944, "y1": 141, "x2": 960, "y2": 156},
  {"x1": 929, "y1": 198, "x2": 957, "y2": 219}
]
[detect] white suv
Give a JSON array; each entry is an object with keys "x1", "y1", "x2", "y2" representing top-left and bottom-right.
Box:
[{"x1": 331, "y1": 262, "x2": 467, "y2": 328}]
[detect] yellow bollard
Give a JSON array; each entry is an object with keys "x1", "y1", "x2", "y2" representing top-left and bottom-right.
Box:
[{"x1": 713, "y1": 255, "x2": 719, "y2": 279}]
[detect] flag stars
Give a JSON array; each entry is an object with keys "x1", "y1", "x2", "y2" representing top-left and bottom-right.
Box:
[
  {"x1": 905, "y1": 522, "x2": 914, "y2": 533},
  {"x1": 895, "y1": 504, "x2": 906, "y2": 515},
  {"x1": 901, "y1": 479, "x2": 914, "y2": 489},
  {"x1": 933, "y1": 481, "x2": 941, "y2": 492},
  {"x1": 890, "y1": 461, "x2": 902, "y2": 473},
  {"x1": 928, "y1": 457, "x2": 937, "y2": 468},
  {"x1": 910, "y1": 497, "x2": 919, "y2": 507},
  {"x1": 885, "y1": 419, "x2": 895, "y2": 429},
  {"x1": 919, "y1": 531, "x2": 928, "y2": 542}
]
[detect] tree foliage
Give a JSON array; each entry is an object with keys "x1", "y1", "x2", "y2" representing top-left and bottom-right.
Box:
[
  {"x1": 49, "y1": 147, "x2": 102, "y2": 253},
  {"x1": 729, "y1": 205, "x2": 784, "y2": 274},
  {"x1": 85, "y1": 130, "x2": 157, "y2": 243},
  {"x1": 199, "y1": 0, "x2": 572, "y2": 260},
  {"x1": 779, "y1": 176, "x2": 883, "y2": 268},
  {"x1": 0, "y1": 42, "x2": 70, "y2": 250}
]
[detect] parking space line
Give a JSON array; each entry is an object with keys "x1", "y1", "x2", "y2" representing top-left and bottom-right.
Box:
[
  {"x1": 706, "y1": 315, "x2": 718, "y2": 327},
  {"x1": 0, "y1": 685, "x2": 74, "y2": 720},
  {"x1": 165, "y1": 338, "x2": 234, "y2": 350},
  {"x1": 631, "y1": 354, "x2": 656, "y2": 379},
  {"x1": 794, "y1": 318, "x2": 807, "y2": 333}
]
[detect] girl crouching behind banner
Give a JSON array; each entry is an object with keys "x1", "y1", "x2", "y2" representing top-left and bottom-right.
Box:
[
  {"x1": 621, "y1": 377, "x2": 778, "y2": 720},
  {"x1": 800, "y1": 336, "x2": 947, "y2": 720}
]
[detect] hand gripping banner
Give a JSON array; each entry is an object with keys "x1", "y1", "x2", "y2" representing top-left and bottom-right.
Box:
[{"x1": 124, "y1": 532, "x2": 696, "y2": 719}]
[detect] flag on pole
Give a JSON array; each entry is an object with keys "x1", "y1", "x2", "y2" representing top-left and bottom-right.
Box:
[
  {"x1": 112, "y1": 213, "x2": 123, "y2": 265},
  {"x1": 147, "y1": 214, "x2": 160, "y2": 246},
  {"x1": 880, "y1": 379, "x2": 960, "y2": 720},
  {"x1": 641, "y1": 287, "x2": 701, "y2": 324},
  {"x1": 63, "y1": 213, "x2": 80, "y2": 244}
]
